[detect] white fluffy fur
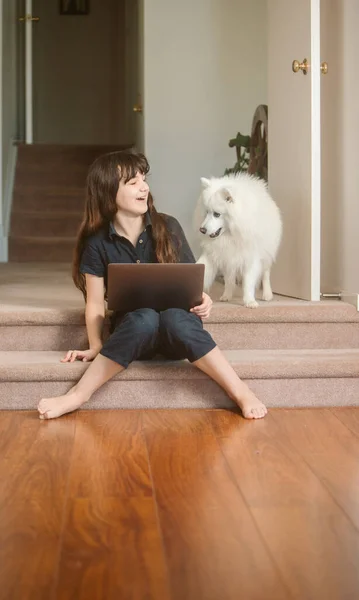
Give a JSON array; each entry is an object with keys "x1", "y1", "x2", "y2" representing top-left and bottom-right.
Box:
[{"x1": 195, "y1": 173, "x2": 282, "y2": 308}]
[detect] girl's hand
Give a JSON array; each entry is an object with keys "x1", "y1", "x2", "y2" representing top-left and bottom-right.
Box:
[
  {"x1": 190, "y1": 292, "x2": 213, "y2": 320},
  {"x1": 61, "y1": 348, "x2": 101, "y2": 363}
]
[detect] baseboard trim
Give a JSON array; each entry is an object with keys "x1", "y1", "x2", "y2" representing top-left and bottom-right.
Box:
[
  {"x1": 4, "y1": 140, "x2": 17, "y2": 236},
  {"x1": 0, "y1": 229, "x2": 8, "y2": 262},
  {"x1": 341, "y1": 293, "x2": 359, "y2": 312},
  {"x1": 0, "y1": 139, "x2": 17, "y2": 262}
]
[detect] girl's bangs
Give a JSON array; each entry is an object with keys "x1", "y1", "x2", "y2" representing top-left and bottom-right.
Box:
[{"x1": 120, "y1": 154, "x2": 150, "y2": 183}]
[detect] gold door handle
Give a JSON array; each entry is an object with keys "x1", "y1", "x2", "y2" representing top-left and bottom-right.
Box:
[
  {"x1": 292, "y1": 58, "x2": 328, "y2": 75},
  {"x1": 19, "y1": 14, "x2": 40, "y2": 22},
  {"x1": 321, "y1": 61, "x2": 328, "y2": 75},
  {"x1": 133, "y1": 104, "x2": 143, "y2": 113},
  {"x1": 292, "y1": 58, "x2": 309, "y2": 75}
]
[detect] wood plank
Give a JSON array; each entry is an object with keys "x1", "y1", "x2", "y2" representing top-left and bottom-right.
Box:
[
  {"x1": 67, "y1": 411, "x2": 152, "y2": 498},
  {"x1": 0, "y1": 412, "x2": 18, "y2": 455},
  {"x1": 55, "y1": 411, "x2": 170, "y2": 600},
  {"x1": 143, "y1": 410, "x2": 289, "y2": 600},
  {"x1": 0, "y1": 411, "x2": 38, "y2": 459},
  {"x1": 270, "y1": 409, "x2": 359, "y2": 529},
  {"x1": 0, "y1": 413, "x2": 76, "y2": 600},
  {"x1": 331, "y1": 407, "x2": 359, "y2": 438},
  {"x1": 55, "y1": 497, "x2": 171, "y2": 600},
  {"x1": 212, "y1": 409, "x2": 359, "y2": 600}
]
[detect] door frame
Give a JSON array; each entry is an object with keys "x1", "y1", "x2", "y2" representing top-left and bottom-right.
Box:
[{"x1": 310, "y1": 0, "x2": 321, "y2": 301}]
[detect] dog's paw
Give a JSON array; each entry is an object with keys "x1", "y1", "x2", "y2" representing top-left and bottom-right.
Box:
[
  {"x1": 262, "y1": 290, "x2": 273, "y2": 302},
  {"x1": 244, "y1": 299, "x2": 259, "y2": 309},
  {"x1": 220, "y1": 294, "x2": 231, "y2": 302}
]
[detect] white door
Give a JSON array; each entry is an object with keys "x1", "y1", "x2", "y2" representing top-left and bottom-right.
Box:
[{"x1": 268, "y1": 0, "x2": 321, "y2": 301}]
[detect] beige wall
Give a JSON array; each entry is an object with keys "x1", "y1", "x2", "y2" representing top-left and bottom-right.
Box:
[
  {"x1": 143, "y1": 0, "x2": 268, "y2": 254},
  {"x1": 340, "y1": 0, "x2": 359, "y2": 293},
  {"x1": 33, "y1": 0, "x2": 128, "y2": 144},
  {"x1": 321, "y1": 0, "x2": 359, "y2": 293}
]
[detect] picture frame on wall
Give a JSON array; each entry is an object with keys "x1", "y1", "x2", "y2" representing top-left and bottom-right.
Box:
[{"x1": 59, "y1": 0, "x2": 90, "y2": 15}]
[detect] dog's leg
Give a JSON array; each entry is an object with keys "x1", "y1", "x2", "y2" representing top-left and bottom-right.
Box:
[
  {"x1": 197, "y1": 254, "x2": 216, "y2": 293},
  {"x1": 220, "y1": 267, "x2": 237, "y2": 302},
  {"x1": 242, "y1": 260, "x2": 262, "y2": 308},
  {"x1": 262, "y1": 268, "x2": 273, "y2": 302}
]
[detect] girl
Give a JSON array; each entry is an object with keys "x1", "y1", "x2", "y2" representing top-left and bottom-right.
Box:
[{"x1": 37, "y1": 151, "x2": 267, "y2": 420}]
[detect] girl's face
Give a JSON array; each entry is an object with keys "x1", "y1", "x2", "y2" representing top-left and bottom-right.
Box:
[{"x1": 115, "y1": 170, "x2": 150, "y2": 217}]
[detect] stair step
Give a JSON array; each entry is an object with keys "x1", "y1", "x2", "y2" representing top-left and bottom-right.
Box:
[
  {"x1": 11, "y1": 210, "x2": 83, "y2": 237},
  {"x1": 1, "y1": 318, "x2": 358, "y2": 351},
  {"x1": 12, "y1": 187, "x2": 85, "y2": 212},
  {"x1": 2, "y1": 348, "x2": 358, "y2": 380},
  {"x1": 1, "y1": 299, "x2": 358, "y2": 351},
  {"x1": 14, "y1": 167, "x2": 89, "y2": 188},
  {"x1": 2, "y1": 299, "x2": 358, "y2": 324},
  {"x1": 1, "y1": 349, "x2": 358, "y2": 411},
  {"x1": 9, "y1": 236, "x2": 76, "y2": 262}
]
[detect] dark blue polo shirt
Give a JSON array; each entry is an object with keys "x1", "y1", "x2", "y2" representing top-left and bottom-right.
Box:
[{"x1": 80, "y1": 212, "x2": 196, "y2": 290}]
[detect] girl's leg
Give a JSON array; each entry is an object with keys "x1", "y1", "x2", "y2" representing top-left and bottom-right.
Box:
[
  {"x1": 159, "y1": 309, "x2": 266, "y2": 419},
  {"x1": 38, "y1": 308, "x2": 160, "y2": 420},
  {"x1": 193, "y1": 347, "x2": 267, "y2": 419},
  {"x1": 38, "y1": 354, "x2": 124, "y2": 420}
]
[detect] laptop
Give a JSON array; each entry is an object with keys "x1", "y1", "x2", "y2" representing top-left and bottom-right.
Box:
[{"x1": 107, "y1": 263, "x2": 204, "y2": 312}]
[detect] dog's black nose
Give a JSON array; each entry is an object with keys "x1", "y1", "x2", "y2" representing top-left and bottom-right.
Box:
[{"x1": 199, "y1": 227, "x2": 207, "y2": 234}]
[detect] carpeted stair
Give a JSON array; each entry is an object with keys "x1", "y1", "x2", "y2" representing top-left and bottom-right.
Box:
[
  {"x1": 9, "y1": 144, "x2": 132, "y2": 262},
  {"x1": 0, "y1": 264, "x2": 358, "y2": 411}
]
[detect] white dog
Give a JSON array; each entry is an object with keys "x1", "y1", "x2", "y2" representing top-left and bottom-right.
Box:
[{"x1": 195, "y1": 173, "x2": 282, "y2": 308}]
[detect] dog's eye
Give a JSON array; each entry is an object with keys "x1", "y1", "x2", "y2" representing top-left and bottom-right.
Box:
[{"x1": 213, "y1": 212, "x2": 221, "y2": 218}]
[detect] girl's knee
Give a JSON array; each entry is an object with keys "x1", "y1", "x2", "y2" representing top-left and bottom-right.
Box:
[
  {"x1": 122, "y1": 308, "x2": 160, "y2": 336},
  {"x1": 160, "y1": 308, "x2": 199, "y2": 336}
]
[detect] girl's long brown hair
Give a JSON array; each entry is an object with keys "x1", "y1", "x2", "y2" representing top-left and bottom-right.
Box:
[{"x1": 73, "y1": 150, "x2": 179, "y2": 299}]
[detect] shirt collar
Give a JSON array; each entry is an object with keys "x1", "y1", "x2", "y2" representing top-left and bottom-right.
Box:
[{"x1": 108, "y1": 211, "x2": 152, "y2": 239}]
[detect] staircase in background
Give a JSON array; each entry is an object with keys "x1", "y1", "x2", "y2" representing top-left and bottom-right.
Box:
[{"x1": 9, "y1": 144, "x2": 132, "y2": 262}]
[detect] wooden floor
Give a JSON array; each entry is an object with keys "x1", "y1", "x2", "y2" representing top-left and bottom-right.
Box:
[{"x1": 1, "y1": 409, "x2": 359, "y2": 600}]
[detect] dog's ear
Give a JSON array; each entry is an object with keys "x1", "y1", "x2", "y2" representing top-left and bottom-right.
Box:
[
  {"x1": 200, "y1": 177, "x2": 211, "y2": 189},
  {"x1": 222, "y1": 188, "x2": 234, "y2": 203}
]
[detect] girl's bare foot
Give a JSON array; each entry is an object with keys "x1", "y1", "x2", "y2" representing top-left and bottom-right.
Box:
[
  {"x1": 193, "y1": 347, "x2": 268, "y2": 420},
  {"x1": 37, "y1": 388, "x2": 85, "y2": 420},
  {"x1": 234, "y1": 391, "x2": 267, "y2": 419}
]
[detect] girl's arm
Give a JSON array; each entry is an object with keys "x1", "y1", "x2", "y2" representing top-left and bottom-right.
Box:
[{"x1": 84, "y1": 273, "x2": 106, "y2": 351}]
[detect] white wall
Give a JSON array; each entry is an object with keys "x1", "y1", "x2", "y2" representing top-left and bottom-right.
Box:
[
  {"x1": 33, "y1": 0, "x2": 128, "y2": 144},
  {"x1": 321, "y1": 0, "x2": 359, "y2": 293},
  {"x1": 1, "y1": 0, "x2": 18, "y2": 260},
  {"x1": 143, "y1": 0, "x2": 267, "y2": 254}
]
